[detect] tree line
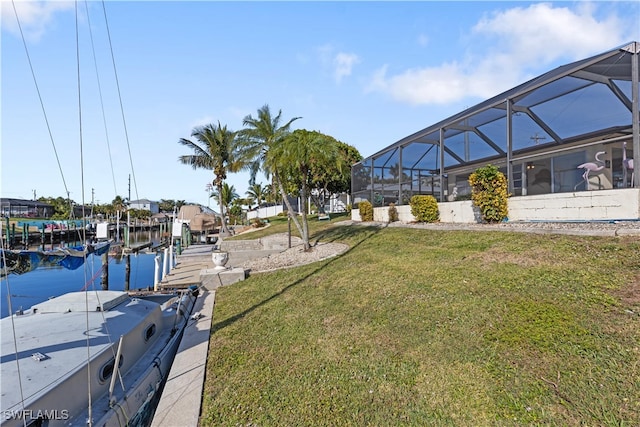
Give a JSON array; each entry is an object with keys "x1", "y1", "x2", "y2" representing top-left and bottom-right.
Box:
[
  {"x1": 33, "y1": 196, "x2": 188, "y2": 221},
  {"x1": 178, "y1": 104, "x2": 362, "y2": 250}
]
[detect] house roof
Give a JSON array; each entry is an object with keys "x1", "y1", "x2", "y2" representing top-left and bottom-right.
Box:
[{"x1": 357, "y1": 41, "x2": 639, "y2": 171}]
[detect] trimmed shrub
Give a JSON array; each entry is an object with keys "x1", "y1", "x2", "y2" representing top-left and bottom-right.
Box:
[
  {"x1": 359, "y1": 200, "x2": 373, "y2": 222},
  {"x1": 410, "y1": 195, "x2": 439, "y2": 223},
  {"x1": 468, "y1": 164, "x2": 509, "y2": 223},
  {"x1": 388, "y1": 203, "x2": 399, "y2": 223}
]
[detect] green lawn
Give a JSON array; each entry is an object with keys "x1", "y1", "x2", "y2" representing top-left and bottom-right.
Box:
[{"x1": 201, "y1": 219, "x2": 640, "y2": 426}]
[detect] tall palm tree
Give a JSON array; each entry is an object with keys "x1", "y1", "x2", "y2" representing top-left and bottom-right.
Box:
[
  {"x1": 178, "y1": 122, "x2": 241, "y2": 237},
  {"x1": 268, "y1": 129, "x2": 340, "y2": 250},
  {"x1": 237, "y1": 104, "x2": 304, "y2": 237},
  {"x1": 246, "y1": 182, "x2": 267, "y2": 209}
]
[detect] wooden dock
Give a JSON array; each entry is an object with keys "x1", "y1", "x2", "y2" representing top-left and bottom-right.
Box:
[{"x1": 157, "y1": 260, "x2": 212, "y2": 289}]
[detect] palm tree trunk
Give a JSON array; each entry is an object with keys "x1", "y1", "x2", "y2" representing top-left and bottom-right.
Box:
[
  {"x1": 217, "y1": 182, "x2": 232, "y2": 237},
  {"x1": 274, "y1": 172, "x2": 309, "y2": 250},
  {"x1": 299, "y1": 184, "x2": 310, "y2": 251}
]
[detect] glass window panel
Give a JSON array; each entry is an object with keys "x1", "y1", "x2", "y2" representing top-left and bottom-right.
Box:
[
  {"x1": 525, "y1": 158, "x2": 552, "y2": 195},
  {"x1": 445, "y1": 131, "x2": 501, "y2": 163},
  {"x1": 401, "y1": 142, "x2": 438, "y2": 170},
  {"x1": 462, "y1": 107, "x2": 505, "y2": 128},
  {"x1": 373, "y1": 166, "x2": 384, "y2": 184},
  {"x1": 516, "y1": 76, "x2": 591, "y2": 108},
  {"x1": 553, "y1": 151, "x2": 586, "y2": 193},
  {"x1": 373, "y1": 148, "x2": 397, "y2": 168},
  {"x1": 584, "y1": 54, "x2": 632, "y2": 80},
  {"x1": 443, "y1": 127, "x2": 464, "y2": 139},
  {"x1": 511, "y1": 164, "x2": 523, "y2": 196},
  {"x1": 477, "y1": 117, "x2": 507, "y2": 153},
  {"x1": 414, "y1": 130, "x2": 440, "y2": 144},
  {"x1": 533, "y1": 83, "x2": 631, "y2": 139},
  {"x1": 511, "y1": 113, "x2": 554, "y2": 151},
  {"x1": 453, "y1": 174, "x2": 472, "y2": 198},
  {"x1": 353, "y1": 191, "x2": 370, "y2": 205},
  {"x1": 444, "y1": 151, "x2": 460, "y2": 168},
  {"x1": 613, "y1": 79, "x2": 632, "y2": 101},
  {"x1": 351, "y1": 162, "x2": 371, "y2": 193}
]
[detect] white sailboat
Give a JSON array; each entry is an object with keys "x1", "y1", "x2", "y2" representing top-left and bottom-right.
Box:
[
  {"x1": 1, "y1": 286, "x2": 198, "y2": 427},
  {"x1": 1, "y1": 3, "x2": 200, "y2": 426}
]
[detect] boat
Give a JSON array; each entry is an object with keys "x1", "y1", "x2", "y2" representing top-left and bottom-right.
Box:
[
  {"x1": 1, "y1": 3, "x2": 200, "y2": 426},
  {"x1": 1, "y1": 285, "x2": 199, "y2": 427}
]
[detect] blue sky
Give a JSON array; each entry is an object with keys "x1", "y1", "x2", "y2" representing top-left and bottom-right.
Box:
[{"x1": 2, "y1": 1, "x2": 639, "y2": 209}]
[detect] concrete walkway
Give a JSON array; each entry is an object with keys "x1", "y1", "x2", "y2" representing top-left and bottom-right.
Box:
[
  {"x1": 151, "y1": 242, "x2": 276, "y2": 426},
  {"x1": 151, "y1": 288, "x2": 216, "y2": 427}
]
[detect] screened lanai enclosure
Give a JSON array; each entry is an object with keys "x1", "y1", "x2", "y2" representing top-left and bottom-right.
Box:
[{"x1": 352, "y1": 42, "x2": 640, "y2": 208}]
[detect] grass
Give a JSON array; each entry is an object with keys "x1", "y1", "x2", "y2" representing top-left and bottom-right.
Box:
[{"x1": 201, "y1": 217, "x2": 640, "y2": 426}]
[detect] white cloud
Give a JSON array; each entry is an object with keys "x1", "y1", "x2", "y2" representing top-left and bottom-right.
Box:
[
  {"x1": 333, "y1": 52, "x2": 360, "y2": 83},
  {"x1": 1, "y1": 0, "x2": 74, "y2": 41},
  {"x1": 367, "y1": 2, "x2": 628, "y2": 106},
  {"x1": 472, "y1": 2, "x2": 624, "y2": 63},
  {"x1": 316, "y1": 44, "x2": 360, "y2": 83}
]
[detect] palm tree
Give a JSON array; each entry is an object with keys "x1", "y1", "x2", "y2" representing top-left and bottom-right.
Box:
[
  {"x1": 268, "y1": 129, "x2": 341, "y2": 249},
  {"x1": 237, "y1": 104, "x2": 304, "y2": 238},
  {"x1": 111, "y1": 195, "x2": 128, "y2": 222},
  {"x1": 178, "y1": 122, "x2": 242, "y2": 237},
  {"x1": 211, "y1": 182, "x2": 239, "y2": 219},
  {"x1": 246, "y1": 182, "x2": 268, "y2": 209},
  {"x1": 263, "y1": 184, "x2": 278, "y2": 205}
]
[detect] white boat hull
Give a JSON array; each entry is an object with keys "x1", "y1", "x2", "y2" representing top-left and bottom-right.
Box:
[{"x1": 1, "y1": 288, "x2": 199, "y2": 427}]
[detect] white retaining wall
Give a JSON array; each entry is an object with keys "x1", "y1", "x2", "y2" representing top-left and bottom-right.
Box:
[
  {"x1": 247, "y1": 205, "x2": 284, "y2": 220},
  {"x1": 351, "y1": 189, "x2": 640, "y2": 223}
]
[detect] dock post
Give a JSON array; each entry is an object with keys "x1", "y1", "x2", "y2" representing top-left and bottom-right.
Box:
[
  {"x1": 162, "y1": 247, "x2": 169, "y2": 279},
  {"x1": 101, "y1": 252, "x2": 109, "y2": 290},
  {"x1": 154, "y1": 254, "x2": 161, "y2": 291},
  {"x1": 4, "y1": 217, "x2": 9, "y2": 249},
  {"x1": 124, "y1": 254, "x2": 131, "y2": 291},
  {"x1": 41, "y1": 224, "x2": 45, "y2": 251}
]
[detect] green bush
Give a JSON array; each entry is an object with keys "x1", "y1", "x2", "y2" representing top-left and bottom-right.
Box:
[
  {"x1": 358, "y1": 200, "x2": 373, "y2": 222},
  {"x1": 409, "y1": 195, "x2": 439, "y2": 223},
  {"x1": 468, "y1": 164, "x2": 509, "y2": 223},
  {"x1": 388, "y1": 203, "x2": 399, "y2": 223}
]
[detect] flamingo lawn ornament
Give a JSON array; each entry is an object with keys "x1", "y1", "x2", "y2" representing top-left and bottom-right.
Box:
[
  {"x1": 576, "y1": 151, "x2": 607, "y2": 191},
  {"x1": 623, "y1": 141, "x2": 634, "y2": 187}
]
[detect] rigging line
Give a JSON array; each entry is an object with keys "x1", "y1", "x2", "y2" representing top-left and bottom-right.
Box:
[
  {"x1": 0, "y1": 234, "x2": 28, "y2": 418},
  {"x1": 84, "y1": 254, "x2": 123, "y2": 391},
  {"x1": 11, "y1": 0, "x2": 71, "y2": 200},
  {"x1": 83, "y1": 0, "x2": 119, "y2": 197},
  {"x1": 74, "y1": 2, "x2": 93, "y2": 425},
  {"x1": 100, "y1": 0, "x2": 140, "y2": 202}
]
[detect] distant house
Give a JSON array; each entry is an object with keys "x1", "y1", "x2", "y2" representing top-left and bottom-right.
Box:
[
  {"x1": 1, "y1": 198, "x2": 53, "y2": 218},
  {"x1": 129, "y1": 199, "x2": 159, "y2": 214}
]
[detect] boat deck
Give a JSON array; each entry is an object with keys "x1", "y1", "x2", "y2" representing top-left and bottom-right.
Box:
[{"x1": 0, "y1": 292, "x2": 156, "y2": 416}]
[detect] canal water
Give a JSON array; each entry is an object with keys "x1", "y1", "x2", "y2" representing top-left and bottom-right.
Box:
[{"x1": 1, "y1": 231, "x2": 167, "y2": 318}]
